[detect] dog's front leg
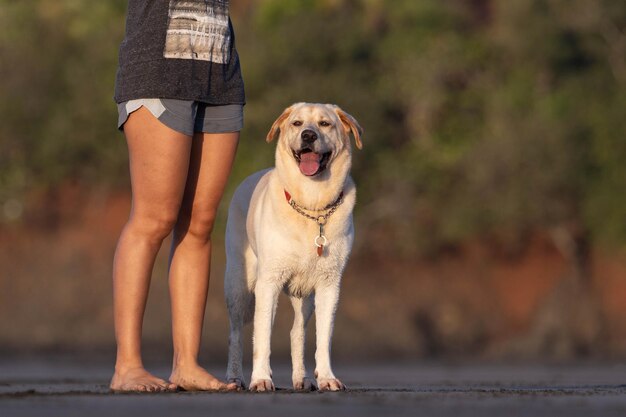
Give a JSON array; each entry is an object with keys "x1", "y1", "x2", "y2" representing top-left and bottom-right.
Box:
[
  {"x1": 314, "y1": 283, "x2": 346, "y2": 391},
  {"x1": 290, "y1": 295, "x2": 315, "y2": 391},
  {"x1": 250, "y1": 278, "x2": 280, "y2": 392}
]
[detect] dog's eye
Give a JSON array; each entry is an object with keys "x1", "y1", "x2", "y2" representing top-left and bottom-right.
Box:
[
  {"x1": 292, "y1": 121, "x2": 303, "y2": 127},
  {"x1": 319, "y1": 121, "x2": 331, "y2": 127}
]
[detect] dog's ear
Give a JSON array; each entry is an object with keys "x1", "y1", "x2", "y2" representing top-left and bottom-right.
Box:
[
  {"x1": 334, "y1": 106, "x2": 363, "y2": 150},
  {"x1": 266, "y1": 105, "x2": 294, "y2": 143}
]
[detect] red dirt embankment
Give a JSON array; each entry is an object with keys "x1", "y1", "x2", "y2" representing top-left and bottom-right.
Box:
[{"x1": 1, "y1": 185, "x2": 625, "y2": 359}]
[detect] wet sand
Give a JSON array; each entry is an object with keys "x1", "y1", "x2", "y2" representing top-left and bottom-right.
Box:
[{"x1": 2, "y1": 358, "x2": 626, "y2": 416}]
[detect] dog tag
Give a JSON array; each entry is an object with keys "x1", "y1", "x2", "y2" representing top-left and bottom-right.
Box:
[{"x1": 315, "y1": 235, "x2": 328, "y2": 257}]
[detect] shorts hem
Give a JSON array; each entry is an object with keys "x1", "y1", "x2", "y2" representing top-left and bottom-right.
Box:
[
  {"x1": 117, "y1": 99, "x2": 243, "y2": 136},
  {"x1": 195, "y1": 116, "x2": 244, "y2": 134}
]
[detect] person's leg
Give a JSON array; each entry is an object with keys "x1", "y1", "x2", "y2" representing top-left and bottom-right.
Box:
[
  {"x1": 110, "y1": 107, "x2": 192, "y2": 392},
  {"x1": 168, "y1": 131, "x2": 239, "y2": 391}
]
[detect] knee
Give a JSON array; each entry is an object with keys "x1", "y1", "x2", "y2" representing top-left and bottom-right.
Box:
[
  {"x1": 129, "y1": 211, "x2": 179, "y2": 243},
  {"x1": 177, "y1": 209, "x2": 218, "y2": 244}
]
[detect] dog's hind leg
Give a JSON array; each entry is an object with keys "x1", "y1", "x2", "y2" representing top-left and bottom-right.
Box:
[
  {"x1": 225, "y1": 263, "x2": 253, "y2": 389},
  {"x1": 290, "y1": 295, "x2": 315, "y2": 391}
]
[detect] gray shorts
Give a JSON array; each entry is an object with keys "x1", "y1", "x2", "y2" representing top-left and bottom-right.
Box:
[{"x1": 117, "y1": 99, "x2": 243, "y2": 136}]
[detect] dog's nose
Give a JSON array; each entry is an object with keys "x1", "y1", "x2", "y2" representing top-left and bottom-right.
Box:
[{"x1": 301, "y1": 129, "x2": 318, "y2": 143}]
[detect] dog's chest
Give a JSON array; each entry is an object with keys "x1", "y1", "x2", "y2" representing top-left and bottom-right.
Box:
[
  {"x1": 283, "y1": 273, "x2": 318, "y2": 298},
  {"x1": 278, "y1": 253, "x2": 344, "y2": 298}
]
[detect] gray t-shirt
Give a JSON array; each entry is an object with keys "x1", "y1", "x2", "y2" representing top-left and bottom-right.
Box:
[{"x1": 114, "y1": 0, "x2": 245, "y2": 105}]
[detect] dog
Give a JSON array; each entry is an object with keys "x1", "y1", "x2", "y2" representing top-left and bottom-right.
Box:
[{"x1": 224, "y1": 102, "x2": 363, "y2": 392}]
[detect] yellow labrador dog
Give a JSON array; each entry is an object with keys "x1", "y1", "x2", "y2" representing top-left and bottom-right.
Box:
[{"x1": 224, "y1": 103, "x2": 363, "y2": 392}]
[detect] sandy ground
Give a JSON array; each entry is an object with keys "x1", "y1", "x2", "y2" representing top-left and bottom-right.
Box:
[{"x1": 2, "y1": 357, "x2": 626, "y2": 417}]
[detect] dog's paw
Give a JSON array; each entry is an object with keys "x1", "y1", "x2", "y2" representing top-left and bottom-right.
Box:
[
  {"x1": 249, "y1": 379, "x2": 275, "y2": 392},
  {"x1": 293, "y1": 377, "x2": 317, "y2": 392},
  {"x1": 227, "y1": 378, "x2": 247, "y2": 391},
  {"x1": 317, "y1": 378, "x2": 346, "y2": 392}
]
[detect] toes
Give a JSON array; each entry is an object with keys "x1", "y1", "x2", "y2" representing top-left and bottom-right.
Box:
[
  {"x1": 155, "y1": 378, "x2": 170, "y2": 388},
  {"x1": 149, "y1": 382, "x2": 167, "y2": 392},
  {"x1": 330, "y1": 380, "x2": 346, "y2": 391},
  {"x1": 155, "y1": 384, "x2": 169, "y2": 392},
  {"x1": 225, "y1": 382, "x2": 239, "y2": 391},
  {"x1": 317, "y1": 379, "x2": 346, "y2": 392},
  {"x1": 213, "y1": 381, "x2": 231, "y2": 391},
  {"x1": 209, "y1": 378, "x2": 238, "y2": 391},
  {"x1": 120, "y1": 380, "x2": 175, "y2": 393},
  {"x1": 293, "y1": 378, "x2": 316, "y2": 391},
  {"x1": 250, "y1": 379, "x2": 275, "y2": 392},
  {"x1": 228, "y1": 378, "x2": 247, "y2": 390}
]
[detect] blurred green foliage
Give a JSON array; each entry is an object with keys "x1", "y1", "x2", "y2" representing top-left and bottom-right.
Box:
[{"x1": 1, "y1": 0, "x2": 625, "y2": 255}]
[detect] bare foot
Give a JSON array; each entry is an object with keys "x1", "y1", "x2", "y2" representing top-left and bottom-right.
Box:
[
  {"x1": 170, "y1": 364, "x2": 238, "y2": 392},
  {"x1": 110, "y1": 367, "x2": 177, "y2": 393}
]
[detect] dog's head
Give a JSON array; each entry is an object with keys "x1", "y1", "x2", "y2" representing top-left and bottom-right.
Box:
[{"x1": 266, "y1": 103, "x2": 363, "y2": 178}]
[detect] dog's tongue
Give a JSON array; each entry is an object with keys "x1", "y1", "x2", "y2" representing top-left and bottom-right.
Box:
[{"x1": 299, "y1": 152, "x2": 321, "y2": 176}]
